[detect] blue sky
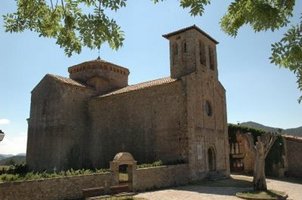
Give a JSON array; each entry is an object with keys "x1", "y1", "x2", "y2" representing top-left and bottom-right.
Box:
[{"x1": 0, "y1": 1, "x2": 301, "y2": 154}]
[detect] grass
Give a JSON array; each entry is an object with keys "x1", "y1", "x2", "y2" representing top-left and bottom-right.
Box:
[
  {"x1": 137, "y1": 160, "x2": 163, "y2": 169},
  {"x1": 236, "y1": 190, "x2": 287, "y2": 200}
]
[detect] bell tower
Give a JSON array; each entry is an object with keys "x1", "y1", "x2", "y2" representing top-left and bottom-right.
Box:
[{"x1": 163, "y1": 25, "x2": 218, "y2": 79}]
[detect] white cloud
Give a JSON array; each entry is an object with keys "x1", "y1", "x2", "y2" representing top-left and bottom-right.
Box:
[
  {"x1": 0, "y1": 132, "x2": 27, "y2": 155},
  {"x1": 0, "y1": 119, "x2": 10, "y2": 125}
]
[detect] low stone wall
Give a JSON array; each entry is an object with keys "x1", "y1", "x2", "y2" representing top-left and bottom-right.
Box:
[
  {"x1": 0, "y1": 172, "x2": 113, "y2": 200},
  {"x1": 133, "y1": 164, "x2": 190, "y2": 191},
  {"x1": 0, "y1": 164, "x2": 190, "y2": 200},
  {"x1": 285, "y1": 136, "x2": 302, "y2": 178}
]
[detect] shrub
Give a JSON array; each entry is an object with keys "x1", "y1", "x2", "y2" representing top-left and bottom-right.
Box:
[{"x1": 0, "y1": 165, "x2": 109, "y2": 183}]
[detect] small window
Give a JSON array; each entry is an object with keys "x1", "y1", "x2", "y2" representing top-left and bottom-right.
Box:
[
  {"x1": 173, "y1": 42, "x2": 178, "y2": 55},
  {"x1": 42, "y1": 100, "x2": 47, "y2": 115},
  {"x1": 199, "y1": 41, "x2": 206, "y2": 65},
  {"x1": 205, "y1": 100, "x2": 212, "y2": 116},
  {"x1": 183, "y1": 40, "x2": 187, "y2": 53},
  {"x1": 209, "y1": 46, "x2": 215, "y2": 70}
]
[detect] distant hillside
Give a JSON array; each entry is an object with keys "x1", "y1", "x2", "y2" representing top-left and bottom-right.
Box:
[
  {"x1": 0, "y1": 154, "x2": 14, "y2": 161},
  {"x1": 0, "y1": 155, "x2": 26, "y2": 166},
  {"x1": 285, "y1": 127, "x2": 302, "y2": 136},
  {"x1": 240, "y1": 121, "x2": 302, "y2": 137}
]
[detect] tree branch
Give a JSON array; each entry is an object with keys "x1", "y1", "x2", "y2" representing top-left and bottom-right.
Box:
[
  {"x1": 50, "y1": 0, "x2": 54, "y2": 10},
  {"x1": 244, "y1": 132, "x2": 256, "y2": 155},
  {"x1": 264, "y1": 133, "x2": 277, "y2": 158}
]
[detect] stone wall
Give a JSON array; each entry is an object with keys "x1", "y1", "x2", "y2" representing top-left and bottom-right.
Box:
[
  {"x1": 0, "y1": 164, "x2": 190, "y2": 200},
  {"x1": 88, "y1": 81, "x2": 188, "y2": 168},
  {"x1": 0, "y1": 173, "x2": 113, "y2": 200},
  {"x1": 27, "y1": 75, "x2": 95, "y2": 171},
  {"x1": 134, "y1": 164, "x2": 190, "y2": 191},
  {"x1": 284, "y1": 136, "x2": 302, "y2": 178}
]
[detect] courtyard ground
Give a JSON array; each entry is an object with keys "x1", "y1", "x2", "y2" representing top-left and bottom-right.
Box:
[{"x1": 134, "y1": 175, "x2": 302, "y2": 200}]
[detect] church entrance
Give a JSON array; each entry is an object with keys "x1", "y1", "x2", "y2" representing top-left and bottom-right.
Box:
[{"x1": 208, "y1": 147, "x2": 216, "y2": 171}]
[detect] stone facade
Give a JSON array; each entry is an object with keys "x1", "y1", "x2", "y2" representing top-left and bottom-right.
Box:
[
  {"x1": 27, "y1": 25, "x2": 230, "y2": 180},
  {"x1": 229, "y1": 130, "x2": 302, "y2": 178},
  {"x1": 284, "y1": 135, "x2": 302, "y2": 178},
  {"x1": 229, "y1": 131, "x2": 255, "y2": 174}
]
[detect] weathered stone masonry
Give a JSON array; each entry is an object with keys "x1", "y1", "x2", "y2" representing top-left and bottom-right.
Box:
[{"x1": 27, "y1": 25, "x2": 230, "y2": 180}]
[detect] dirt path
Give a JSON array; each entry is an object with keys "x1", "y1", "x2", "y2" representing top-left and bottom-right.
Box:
[{"x1": 135, "y1": 175, "x2": 302, "y2": 200}]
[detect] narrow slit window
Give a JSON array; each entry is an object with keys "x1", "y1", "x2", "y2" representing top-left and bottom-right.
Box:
[
  {"x1": 199, "y1": 41, "x2": 206, "y2": 65},
  {"x1": 205, "y1": 100, "x2": 212, "y2": 117},
  {"x1": 183, "y1": 40, "x2": 187, "y2": 53},
  {"x1": 173, "y1": 42, "x2": 178, "y2": 55},
  {"x1": 209, "y1": 46, "x2": 215, "y2": 70}
]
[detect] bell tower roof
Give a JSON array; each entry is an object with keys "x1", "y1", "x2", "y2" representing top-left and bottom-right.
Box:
[{"x1": 163, "y1": 25, "x2": 219, "y2": 44}]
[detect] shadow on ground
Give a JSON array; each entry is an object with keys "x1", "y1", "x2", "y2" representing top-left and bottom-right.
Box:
[
  {"x1": 267, "y1": 176, "x2": 302, "y2": 185},
  {"x1": 170, "y1": 176, "x2": 253, "y2": 196}
]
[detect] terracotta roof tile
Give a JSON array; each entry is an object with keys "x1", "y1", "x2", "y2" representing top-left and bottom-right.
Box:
[
  {"x1": 100, "y1": 77, "x2": 177, "y2": 98},
  {"x1": 283, "y1": 135, "x2": 302, "y2": 142},
  {"x1": 163, "y1": 25, "x2": 219, "y2": 44},
  {"x1": 47, "y1": 74, "x2": 87, "y2": 88}
]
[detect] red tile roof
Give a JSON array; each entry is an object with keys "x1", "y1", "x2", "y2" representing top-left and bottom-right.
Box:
[
  {"x1": 47, "y1": 74, "x2": 177, "y2": 97},
  {"x1": 100, "y1": 77, "x2": 178, "y2": 98},
  {"x1": 163, "y1": 25, "x2": 219, "y2": 44},
  {"x1": 283, "y1": 135, "x2": 302, "y2": 142},
  {"x1": 47, "y1": 74, "x2": 87, "y2": 88}
]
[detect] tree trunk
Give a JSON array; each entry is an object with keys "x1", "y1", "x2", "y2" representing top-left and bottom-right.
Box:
[
  {"x1": 245, "y1": 133, "x2": 277, "y2": 191},
  {"x1": 253, "y1": 141, "x2": 267, "y2": 190}
]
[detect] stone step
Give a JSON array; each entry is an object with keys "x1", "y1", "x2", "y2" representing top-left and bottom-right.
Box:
[
  {"x1": 110, "y1": 184, "x2": 130, "y2": 194},
  {"x1": 83, "y1": 184, "x2": 131, "y2": 199},
  {"x1": 82, "y1": 187, "x2": 105, "y2": 199},
  {"x1": 86, "y1": 192, "x2": 136, "y2": 200}
]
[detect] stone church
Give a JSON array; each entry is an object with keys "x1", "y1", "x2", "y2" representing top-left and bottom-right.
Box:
[{"x1": 27, "y1": 25, "x2": 230, "y2": 179}]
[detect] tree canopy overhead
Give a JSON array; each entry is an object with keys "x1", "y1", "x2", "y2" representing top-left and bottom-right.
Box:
[{"x1": 3, "y1": 0, "x2": 302, "y2": 101}]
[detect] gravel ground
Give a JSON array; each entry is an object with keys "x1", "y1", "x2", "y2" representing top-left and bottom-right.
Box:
[{"x1": 135, "y1": 175, "x2": 302, "y2": 200}]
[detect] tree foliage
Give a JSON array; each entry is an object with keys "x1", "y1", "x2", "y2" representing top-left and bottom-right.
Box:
[
  {"x1": 270, "y1": 19, "x2": 302, "y2": 103},
  {"x1": 220, "y1": 0, "x2": 301, "y2": 102},
  {"x1": 3, "y1": 0, "x2": 127, "y2": 56},
  {"x1": 220, "y1": 0, "x2": 295, "y2": 36},
  {"x1": 3, "y1": 0, "x2": 302, "y2": 100}
]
